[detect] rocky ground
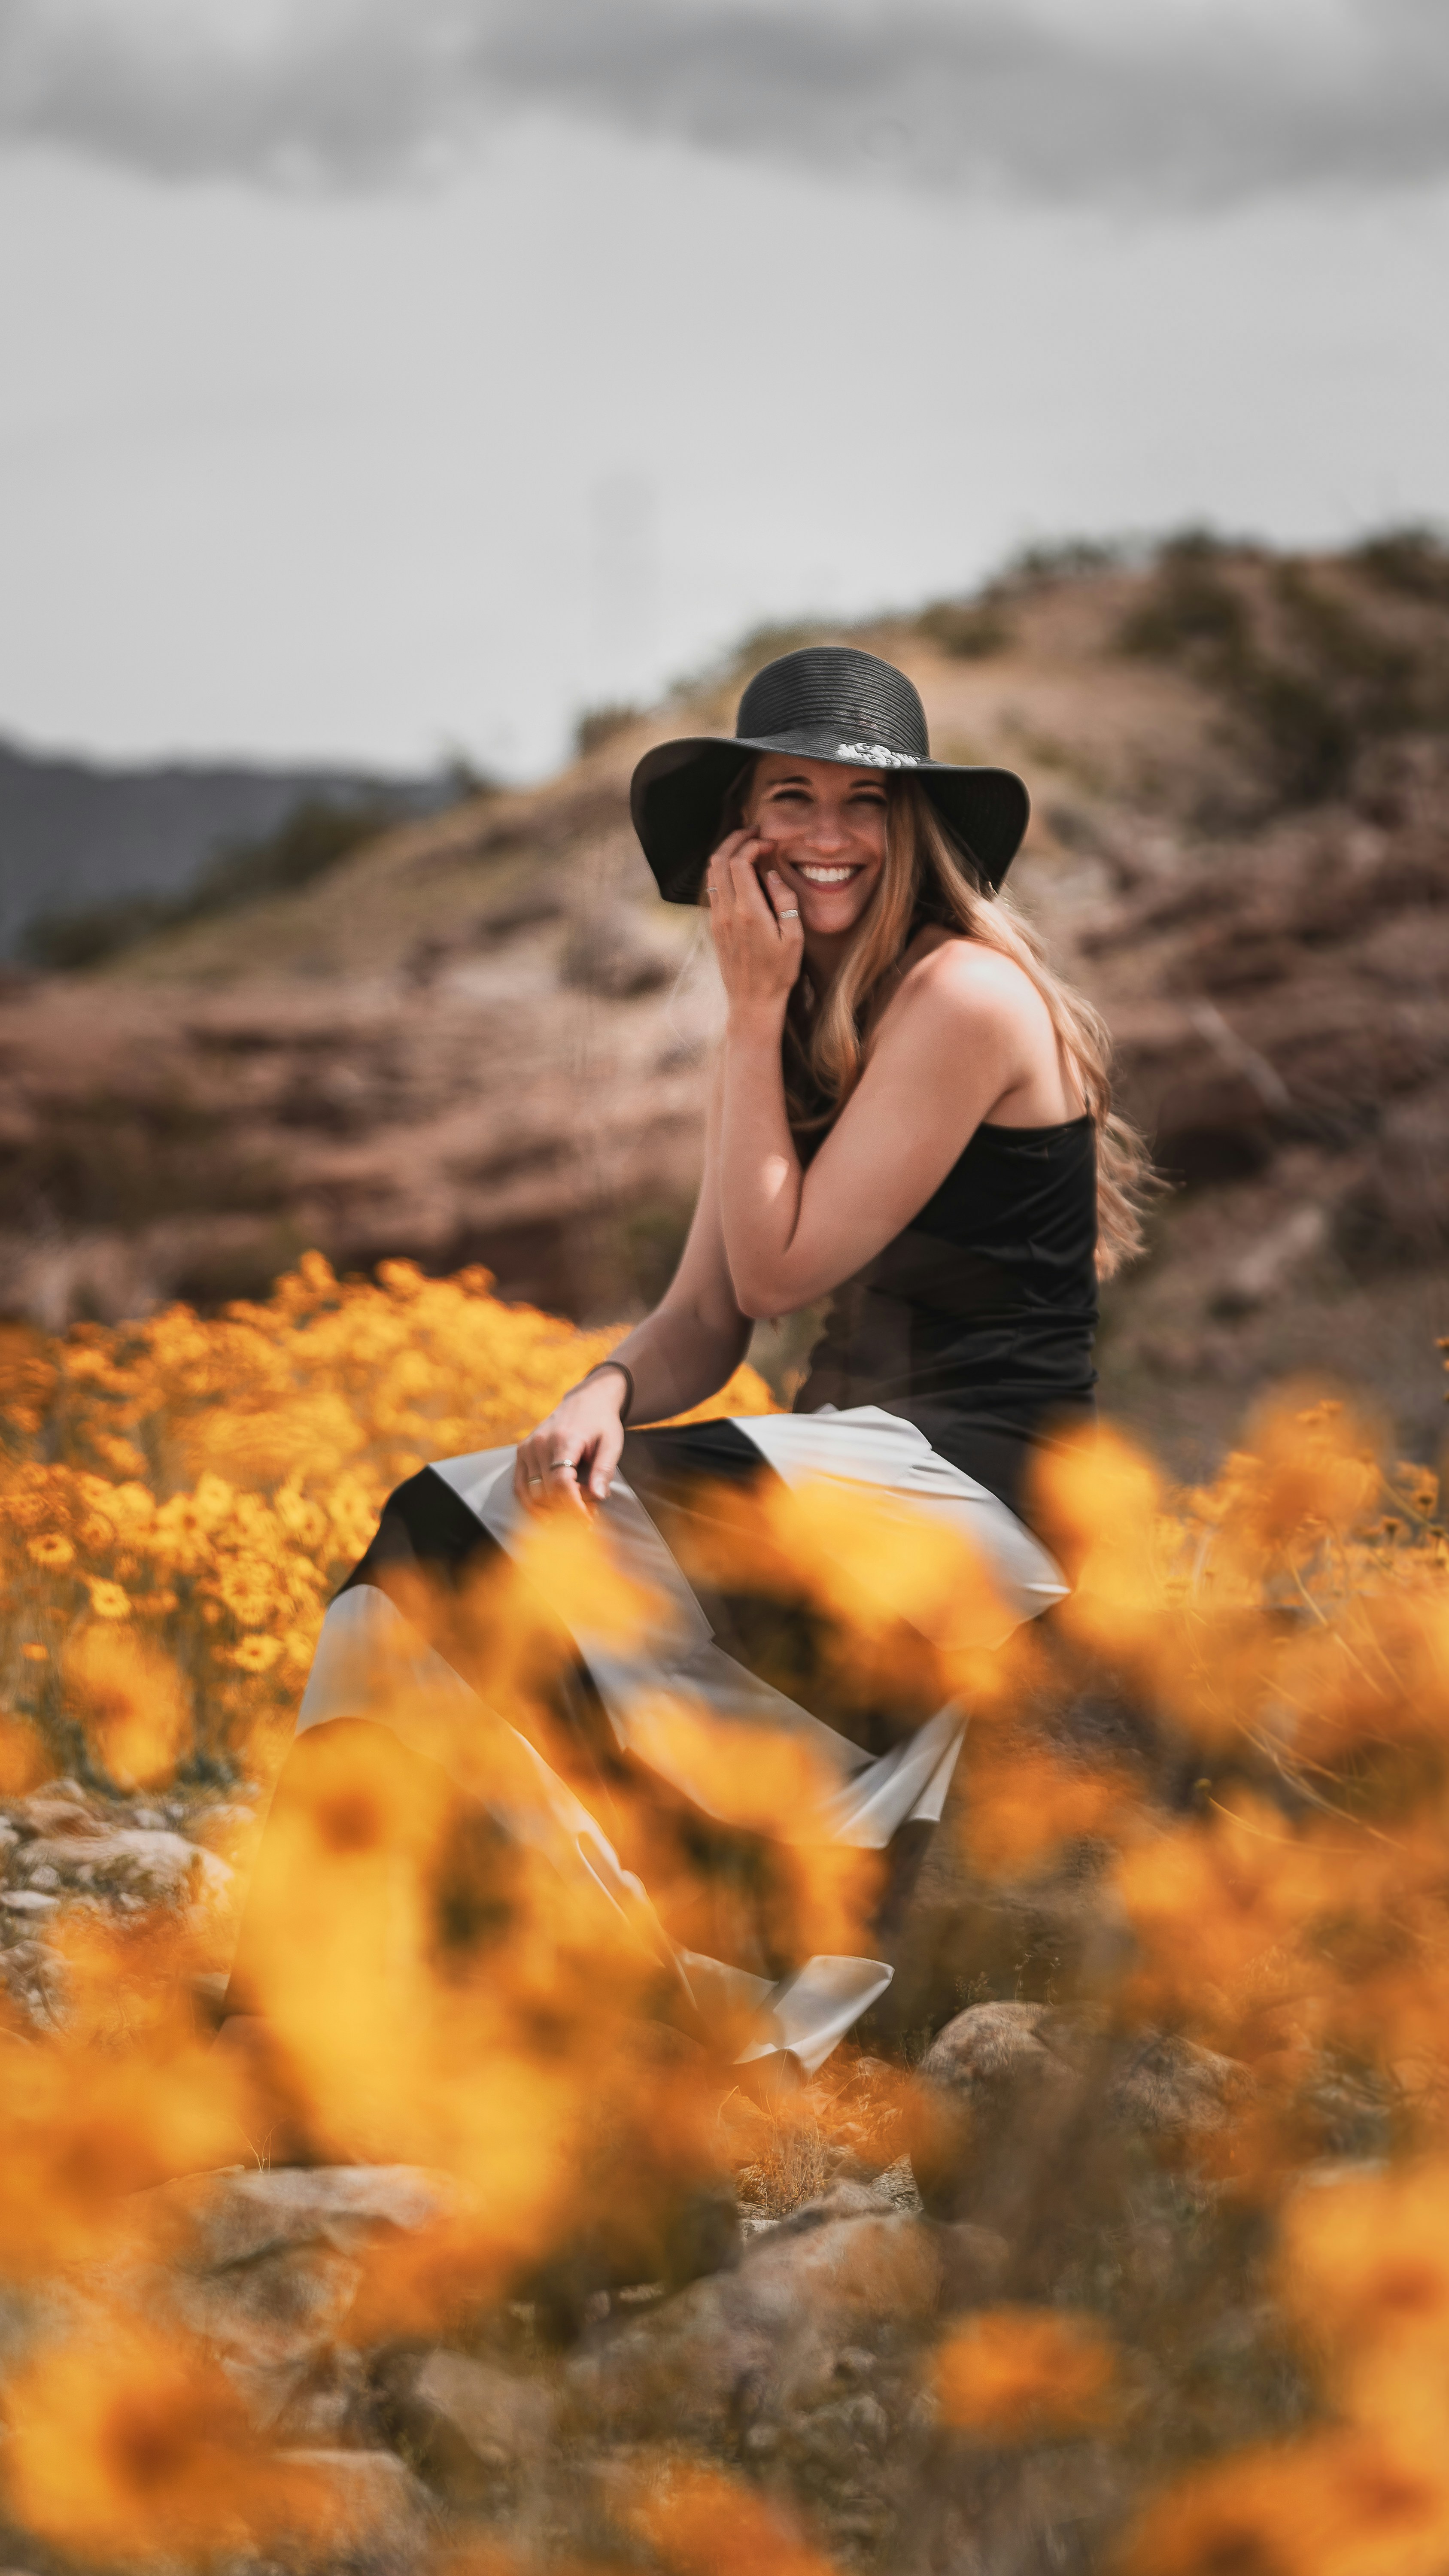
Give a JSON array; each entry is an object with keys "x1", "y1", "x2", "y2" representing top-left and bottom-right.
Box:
[
  {"x1": 2, "y1": 536, "x2": 1446, "y2": 1479},
  {"x1": 0, "y1": 1761, "x2": 1294, "y2": 2576}
]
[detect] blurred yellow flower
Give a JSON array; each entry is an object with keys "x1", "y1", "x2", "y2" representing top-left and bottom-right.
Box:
[
  {"x1": 86, "y1": 1580, "x2": 132, "y2": 1622},
  {"x1": 65, "y1": 1626, "x2": 188, "y2": 1787},
  {"x1": 231, "y1": 1634, "x2": 283, "y2": 1675},
  {"x1": 27, "y1": 1534, "x2": 74, "y2": 1570},
  {"x1": 936, "y1": 2307, "x2": 1118, "y2": 2442}
]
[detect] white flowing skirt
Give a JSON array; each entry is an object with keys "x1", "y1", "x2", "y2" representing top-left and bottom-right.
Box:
[{"x1": 292, "y1": 1404, "x2": 1066, "y2": 2076}]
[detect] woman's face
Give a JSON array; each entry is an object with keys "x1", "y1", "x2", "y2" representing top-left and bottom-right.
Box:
[{"x1": 742, "y1": 754, "x2": 890, "y2": 942}]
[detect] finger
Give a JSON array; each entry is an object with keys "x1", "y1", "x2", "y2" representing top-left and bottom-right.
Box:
[
  {"x1": 590, "y1": 1422, "x2": 624, "y2": 1502},
  {"x1": 765, "y1": 869, "x2": 804, "y2": 933},
  {"x1": 729, "y1": 850, "x2": 778, "y2": 917},
  {"x1": 708, "y1": 838, "x2": 765, "y2": 907},
  {"x1": 715, "y1": 827, "x2": 767, "y2": 865},
  {"x1": 516, "y1": 1444, "x2": 549, "y2": 1512},
  {"x1": 544, "y1": 1448, "x2": 589, "y2": 1516}
]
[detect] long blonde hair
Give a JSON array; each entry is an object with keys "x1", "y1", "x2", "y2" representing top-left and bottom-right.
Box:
[{"x1": 719, "y1": 767, "x2": 1152, "y2": 1280}]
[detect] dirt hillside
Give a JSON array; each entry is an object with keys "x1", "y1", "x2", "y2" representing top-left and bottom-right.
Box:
[{"x1": 3, "y1": 535, "x2": 1446, "y2": 1479}]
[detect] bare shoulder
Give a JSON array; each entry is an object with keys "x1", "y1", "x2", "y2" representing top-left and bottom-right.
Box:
[{"x1": 892, "y1": 933, "x2": 1045, "y2": 1035}]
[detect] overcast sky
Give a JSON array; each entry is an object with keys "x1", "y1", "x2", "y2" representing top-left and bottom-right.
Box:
[{"x1": 2, "y1": 0, "x2": 1447, "y2": 775}]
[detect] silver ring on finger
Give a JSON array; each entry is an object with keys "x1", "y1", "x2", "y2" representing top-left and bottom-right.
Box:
[
  {"x1": 549, "y1": 1459, "x2": 577, "y2": 1476},
  {"x1": 778, "y1": 907, "x2": 799, "y2": 918},
  {"x1": 527, "y1": 1472, "x2": 544, "y2": 1488}
]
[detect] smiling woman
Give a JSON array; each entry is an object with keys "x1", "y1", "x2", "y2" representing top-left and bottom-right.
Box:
[{"x1": 234, "y1": 646, "x2": 1152, "y2": 2105}]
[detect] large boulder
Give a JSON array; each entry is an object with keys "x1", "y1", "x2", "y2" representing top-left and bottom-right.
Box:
[
  {"x1": 910, "y1": 2002, "x2": 1249, "y2": 2238},
  {"x1": 109, "y1": 2166, "x2": 464, "y2": 2441},
  {"x1": 377, "y1": 2347, "x2": 553, "y2": 2507},
  {"x1": 566, "y1": 2208, "x2": 942, "y2": 2448},
  {"x1": 275, "y1": 2449, "x2": 434, "y2": 2573}
]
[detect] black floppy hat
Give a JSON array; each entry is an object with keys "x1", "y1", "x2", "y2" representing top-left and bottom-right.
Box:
[{"x1": 630, "y1": 644, "x2": 1029, "y2": 904}]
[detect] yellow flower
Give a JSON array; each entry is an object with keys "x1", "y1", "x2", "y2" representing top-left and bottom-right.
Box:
[
  {"x1": 85, "y1": 1580, "x2": 131, "y2": 1621},
  {"x1": 216, "y1": 1558, "x2": 279, "y2": 1628},
  {"x1": 231, "y1": 1635, "x2": 282, "y2": 1674},
  {"x1": 27, "y1": 1534, "x2": 75, "y2": 1571},
  {"x1": 20, "y1": 1642, "x2": 48, "y2": 1663},
  {"x1": 64, "y1": 1626, "x2": 187, "y2": 1786},
  {"x1": 936, "y1": 2308, "x2": 1118, "y2": 2442}
]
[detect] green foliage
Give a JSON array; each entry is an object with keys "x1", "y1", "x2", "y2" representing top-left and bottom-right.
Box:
[
  {"x1": 1119, "y1": 541, "x2": 1251, "y2": 661},
  {"x1": 1349, "y1": 523, "x2": 1449, "y2": 604},
  {"x1": 996, "y1": 535, "x2": 1129, "y2": 590},
  {"x1": 193, "y1": 796, "x2": 394, "y2": 913},
  {"x1": 1118, "y1": 537, "x2": 1446, "y2": 810},
  {"x1": 22, "y1": 896, "x2": 173, "y2": 973},
  {"x1": 21, "y1": 796, "x2": 393, "y2": 973},
  {"x1": 915, "y1": 598, "x2": 1015, "y2": 659},
  {"x1": 573, "y1": 703, "x2": 642, "y2": 759}
]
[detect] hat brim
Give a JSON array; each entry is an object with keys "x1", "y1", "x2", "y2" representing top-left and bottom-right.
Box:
[{"x1": 629, "y1": 732, "x2": 1030, "y2": 903}]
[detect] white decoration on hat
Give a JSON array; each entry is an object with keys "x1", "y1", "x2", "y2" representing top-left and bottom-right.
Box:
[{"x1": 835, "y1": 741, "x2": 920, "y2": 769}]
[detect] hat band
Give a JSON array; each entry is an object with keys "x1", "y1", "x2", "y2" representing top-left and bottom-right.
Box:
[
  {"x1": 746, "y1": 725, "x2": 926, "y2": 770},
  {"x1": 833, "y1": 739, "x2": 920, "y2": 769}
]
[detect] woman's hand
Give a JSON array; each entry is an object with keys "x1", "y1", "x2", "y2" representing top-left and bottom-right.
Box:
[
  {"x1": 707, "y1": 829, "x2": 804, "y2": 1022},
  {"x1": 513, "y1": 1372, "x2": 628, "y2": 1518}
]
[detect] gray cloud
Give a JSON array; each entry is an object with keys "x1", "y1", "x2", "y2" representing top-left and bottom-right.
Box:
[{"x1": 3, "y1": 0, "x2": 1449, "y2": 207}]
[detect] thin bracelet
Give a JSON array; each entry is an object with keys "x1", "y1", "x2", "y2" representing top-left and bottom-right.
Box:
[{"x1": 577, "y1": 1358, "x2": 634, "y2": 1425}]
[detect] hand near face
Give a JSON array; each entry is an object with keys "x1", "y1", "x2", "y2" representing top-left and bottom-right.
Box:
[{"x1": 706, "y1": 829, "x2": 805, "y2": 1021}]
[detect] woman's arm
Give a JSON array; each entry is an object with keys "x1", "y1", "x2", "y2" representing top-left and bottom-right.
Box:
[
  {"x1": 514, "y1": 1075, "x2": 751, "y2": 1512},
  {"x1": 712, "y1": 840, "x2": 1051, "y2": 1318}
]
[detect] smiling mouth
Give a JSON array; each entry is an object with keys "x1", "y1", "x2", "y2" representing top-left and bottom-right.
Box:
[{"x1": 796, "y1": 863, "x2": 859, "y2": 885}]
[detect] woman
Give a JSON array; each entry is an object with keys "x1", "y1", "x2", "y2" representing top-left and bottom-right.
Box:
[{"x1": 233, "y1": 647, "x2": 1148, "y2": 2093}]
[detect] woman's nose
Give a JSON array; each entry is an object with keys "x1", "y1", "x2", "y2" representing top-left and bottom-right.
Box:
[{"x1": 803, "y1": 804, "x2": 851, "y2": 853}]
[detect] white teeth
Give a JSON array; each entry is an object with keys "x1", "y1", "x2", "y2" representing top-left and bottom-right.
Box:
[{"x1": 798, "y1": 865, "x2": 855, "y2": 884}]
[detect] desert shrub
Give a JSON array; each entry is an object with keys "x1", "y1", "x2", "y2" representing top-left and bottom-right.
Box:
[
  {"x1": 1121, "y1": 540, "x2": 1443, "y2": 808},
  {"x1": 188, "y1": 796, "x2": 392, "y2": 916},
  {"x1": 996, "y1": 535, "x2": 1130, "y2": 590},
  {"x1": 1350, "y1": 522, "x2": 1449, "y2": 603},
  {"x1": 1118, "y1": 538, "x2": 1251, "y2": 660},
  {"x1": 573, "y1": 703, "x2": 643, "y2": 759},
  {"x1": 20, "y1": 796, "x2": 395, "y2": 975},
  {"x1": 915, "y1": 598, "x2": 1015, "y2": 658},
  {"x1": 21, "y1": 896, "x2": 174, "y2": 973}
]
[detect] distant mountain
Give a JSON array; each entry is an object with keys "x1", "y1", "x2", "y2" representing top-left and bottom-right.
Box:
[{"x1": 0, "y1": 738, "x2": 455, "y2": 958}]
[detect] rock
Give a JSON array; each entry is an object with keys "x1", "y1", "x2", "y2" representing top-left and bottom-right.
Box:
[
  {"x1": 276, "y1": 2449, "x2": 434, "y2": 2572},
  {"x1": 566, "y1": 2212, "x2": 941, "y2": 2446},
  {"x1": 1108, "y1": 2031, "x2": 1253, "y2": 2139},
  {"x1": 13, "y1": 1782, "x2": 98, "y2": 1837},
  {"x1": 0, "y1": 1890, "x2": 58, "y2": 1917},
  {"x1": 911, "y1": 2002, "x2": 1251, "y2": 2237},
  {"x1": 171, "y1": 2235, "x2": 366, "y2": 2370},
  {"x1": 933, "y1": 2221, "x2": 1012, "y2": 2311},
  {"x1": 923, "y1": 2437, "x2": 1132, "y2": 2576},
  {"x1": 18, "y1": 1828, "x2": 231, "y2": 1905},
  {"x1": 769, "y1": 2182, "x2": 882, "y2": 2241},
  {"x1": 910, "y1": 2002, "x2": 1085, "y2": 2226},
  {"x1": 130, "y1": 2163, "x2": 464, "y2": 2274},
  {"x1": 105, "y1": 2167, "x2": 466, "y2": 2439},
  {"x1": 380, "y1": 2347, "x2": 553, "y2": 2505}
]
